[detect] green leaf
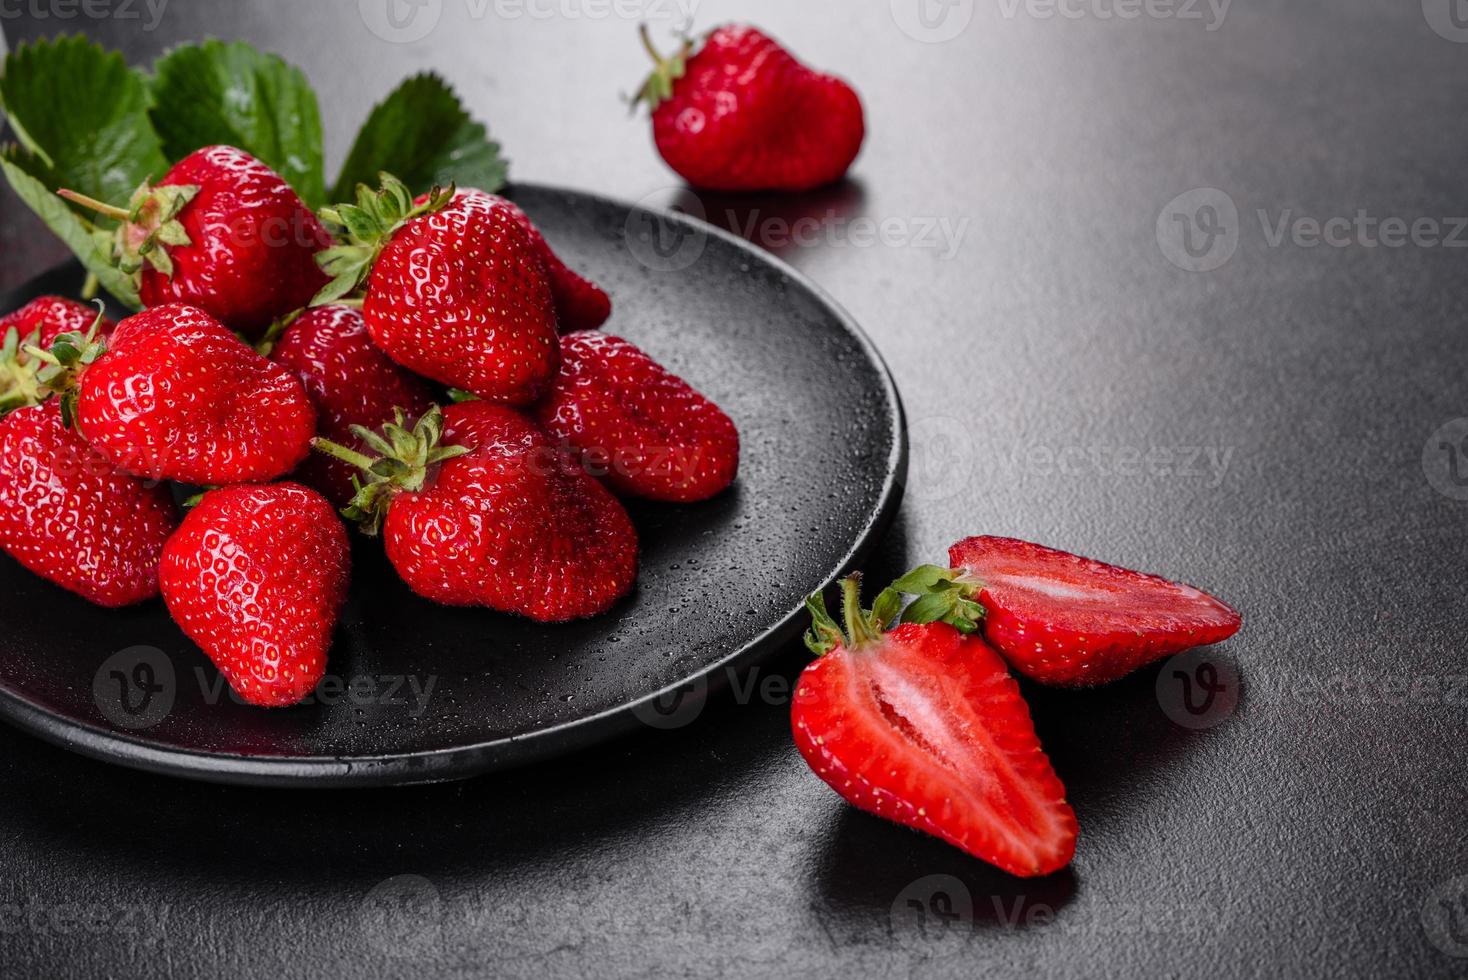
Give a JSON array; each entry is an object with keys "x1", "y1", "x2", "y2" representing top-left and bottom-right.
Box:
[
  {"x1": 0, "y1": 36, "x2": 168, "y2": 207},
  {"x1": 148, "y1": 40, "x2": 326, "y2": 207},
  {"x1": 332, "y1": 73, "x2": 507, "y2": 202},
  {"x1": 0, "y1": 150, "x2": 140, "y2": 308},
  {"x1": 890, "y1": 564, "x2": 958, "y2": 594}
]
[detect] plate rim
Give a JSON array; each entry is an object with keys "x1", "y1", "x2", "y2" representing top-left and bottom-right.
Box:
[{"x1": 0, "y1": 181, "x2": 908, "y2": 788}]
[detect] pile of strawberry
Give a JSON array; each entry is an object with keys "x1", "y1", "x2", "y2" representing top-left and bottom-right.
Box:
[
  {"x1": 793, "y1": 538, "x2": 1241, "y2": 877},
  {"x1": 0, "y1": 146, "x2": 739, "y2": 707}
]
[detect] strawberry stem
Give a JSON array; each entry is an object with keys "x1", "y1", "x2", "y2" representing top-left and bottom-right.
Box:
[
  {"x1": 630, "y1": 23, "x2": 694, "y2": 114},
  {"x1": 57, "y1": 188, "x2": 130, "y2": 223}
]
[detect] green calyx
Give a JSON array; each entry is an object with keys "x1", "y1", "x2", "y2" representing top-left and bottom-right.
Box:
[
  {"x1": 629, "y1": 23, "x2": 694, "y2": 115},
  {"x1": 311, "y1": 172, "x2": 455, "y2": 306},
  {"x1": 0, "y1": 326, "x2": 45, "y2": 416},
  {"x1": 803, "y1": 565, "x2": 988, "y2": 656},
  {"x1": 310, "y1": 405, "x2": 471, "y2": 536},
  {"x1": 803, "y1": 574, "x2": 904, "y2": 656},
  {"x1": 58, "y1": 181, "x2": 200, "y2": 280},
  {"x1": 18, "y1": 302, "x2": 109, "y2": 426}
]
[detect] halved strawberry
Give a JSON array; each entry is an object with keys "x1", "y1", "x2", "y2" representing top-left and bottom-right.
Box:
[
  {"x1": 900, "y1": 537, "x2": 1242, "y2": 687},
  {"x1": 792, "y1": 575, "x2": 1077, "y2": 877}
]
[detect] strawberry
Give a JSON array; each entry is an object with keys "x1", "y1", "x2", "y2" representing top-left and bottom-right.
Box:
[
  {"x1": 533, "y1": 331, "x2": 738, "y2": 502},
  {"x1": 633, "y1": 25, "x2": 865, "y2": 192},
  {"x1": 60, "y1": 145, "x2": 332, "y2": 338},
  {"x1": 0, "y1": 400, "x2": 177, "y2": 607},
  {"x1": 0, "y1": 297, "x2": 114, "y2": 413},
  {"x1": 493, "y1": 194, "x2": 611, "y2": 332},
  {"x1": 72, "y1": 304, "x2": 316, "y2": 485},
  {"x1": 897, "y1": 537, "x2": 1242, "y2": 687},
  {"x1": 312, "y1": 177, "x2": 559, "y2": 405},
  {"x1": 266, "y1": 304, "x2": 434, "y2": 507},
  {"x1": 313, "y1": 403, "x2": 637, "y2": 622},
  {"x1": 160, "y1": 482, "x2": 350, "y2": 707},
  {"x1": 793, "y1": 575, "x2": 1078, "y2": 877}
]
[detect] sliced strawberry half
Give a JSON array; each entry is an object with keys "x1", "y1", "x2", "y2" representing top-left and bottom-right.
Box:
[
  {"x1": 792, "y1": 575, "x2": 1078, "y2": 877},
  {"x1": 902, "y1": 536, "x2": 1242, "y2": 687}
]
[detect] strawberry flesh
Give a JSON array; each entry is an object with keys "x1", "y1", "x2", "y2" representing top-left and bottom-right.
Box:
[
  {"x1": 492, "y1": 195, "x2": 611, "y2": 332},
  {"x1": 0, "y1": 295, "x2": 114, "y2": 349},
  {"x1": 793, "y1": 620, "x2": 1077, "y2": 877},
  {"x1": 949, "y1": 536, "x2": 1242, "y2": 687}
]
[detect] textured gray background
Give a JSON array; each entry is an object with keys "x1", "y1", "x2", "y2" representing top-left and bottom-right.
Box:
[{"x1": 2, "y1": 1, "x2": 1467, "y2": 977}]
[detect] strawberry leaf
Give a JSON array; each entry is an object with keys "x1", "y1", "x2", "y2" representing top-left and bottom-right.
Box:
[
  {"x1": 147, "y1": 40, "x2": 327, "y2": 208},
  {"x1": 331, "y1": 73, "x2": 507, "y2": 202},
  {"x1": 0, "y1": 149, "x2": 141, "y2": 308},
  {"x1": 0, "y1": 36, "x2": 168, "y2": 207}
]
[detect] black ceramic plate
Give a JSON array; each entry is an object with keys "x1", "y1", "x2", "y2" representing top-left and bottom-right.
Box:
[{"x1": 0, "y1": 183, "x2": 905, "y2": 787}]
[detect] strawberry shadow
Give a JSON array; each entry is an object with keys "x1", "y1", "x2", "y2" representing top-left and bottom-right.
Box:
[{"x1": 665, "y1": 179, "x2": 869, "y2": 266}]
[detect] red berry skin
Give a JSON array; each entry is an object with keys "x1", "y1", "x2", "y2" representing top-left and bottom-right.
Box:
[
  {"x1": 0, "y1": 401, "x2": 177, "y2": 607},
  {"x1": 949, "y1": 536, "x2": 1243, "y2": 687},
  {"x1": 160, "y1": 483, "x2": 350, "y2": 708},
  {"x1": 534, "y1": 331, "x2": 739, "y2": 502},
  {"x1": 792, "y1": 623, "x2": 1078, "y2": 877},
  {"x1": 651, "y1": 25, "x2": 865, "y2": 192},
  {"x1": 491, "y1": 194, "x2": 611, "y2": 332},
  {"x1": 139, "y1": 146, "x2": 332, "y2": 338},
  {"x1": 363, "y1": 189, "x2": 559, "y2": 405},
  {"x1": 0, "y1": 295, "x2": 114, "y2": 348},
  {"x1": 270, "y1": 305, "x2": 435, "y2": 507},
  {"x1": 77, "y1": 304, "x2": 316, "y2": 485},
  {"x1": 384, "y1": 401, "x2": 638, "y2": 622}
]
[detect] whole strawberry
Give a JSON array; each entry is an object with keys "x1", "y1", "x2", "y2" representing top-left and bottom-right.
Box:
[
  {"x1": 793, "y1": 575, "x2": 1078, "y2": 877},
  {"x1": 0, "y1": 400, "x2": 177, "y2": 607},
  {"x1": 60, "y1": 145, "x2": 331, "y2": 337},
  {"x1": 0, "y1": 297, "x2": 114, "y2": 413},
  {"x1": 267, "y1": 304, "x2": 434, "y2": 507},
  {"x1": 74, "y1": 304, "x2": 316, "y2": 484},
  {"x1": 492, "y1": 194, "x2": 611, "y2": 332},
  {"x1": 160, "y1": 482, "x2": 350, "y2": 707},
  {"x1": 633, "y1": 24, "x2": 865, "y2": 192},
  {"x1": 313, "y1": 178, "x2": 559, "y2": 405},
  {"x1": 534, "y1": 331, "x2": 738, "y2": 502},
  {"x1": 313, "y1": 403, "x2": 637, "y2": 622},
  {"x1": 897, "y1": 537, "x2": 1242, "y2": 687}
]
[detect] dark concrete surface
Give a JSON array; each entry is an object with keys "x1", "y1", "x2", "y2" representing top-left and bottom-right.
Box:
[{"x1": 1, "y1": 1, "x2": 1466, "y2": 977}]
